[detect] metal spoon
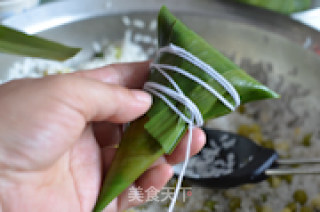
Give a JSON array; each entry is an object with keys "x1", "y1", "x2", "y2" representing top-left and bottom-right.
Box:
[{"x1": 173, "y1": 128, "x2": 320, "y2": 188}]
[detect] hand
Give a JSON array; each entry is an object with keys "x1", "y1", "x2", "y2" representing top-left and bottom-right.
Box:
[{"x1": 0, "y1": 61, "x2": 205, "y2": 212}]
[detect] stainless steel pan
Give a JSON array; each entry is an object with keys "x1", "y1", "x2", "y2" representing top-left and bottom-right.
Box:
[{"x1": 1, "y1": 0, "x2": 320, "y2": 211}]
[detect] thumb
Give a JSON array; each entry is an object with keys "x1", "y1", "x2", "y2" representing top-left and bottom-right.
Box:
[{"x1": 0, "y1": 74, "x2": 152, "y2": 171}]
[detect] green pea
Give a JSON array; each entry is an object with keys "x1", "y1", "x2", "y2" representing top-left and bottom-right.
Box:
[
  {"x1": 204, "y1": 200, "x2": 217, "y2": 211},
  {"x1": 267, "y1": 177, "x2": 282, "y2": 188},
  {"x1": 262, "y1": 206, "x2": 273, "y2": 212},
  {"x1": 262, "y1": 140, "x2": 274, "y2": 149},
  {"x1": 300, "y1": 206, "x2": 313, "y2": 212},
  {"x1": 255, "y1": 205, "x2": 273, "y2": 212},
  {"x1": 281, "y1": 175, "x2": 293, "y2": 184},
  {"x1": 286, "y1": 202, "x2": 297, "y2": 212},
  {"x1": 293, "y1": 190, "x2": 308, "y2": 205},
  {"x1": 261, "y1": 194, "x2": 268, "y2": 202},
  {"x1": 229, "y1": 197, "x2": 241, "y2": 211},
  {"x1": 255, "y1": 205, "x2": 263, "y2": 212},
  {"x1": 281, "y1": 208, "x2": 292, "y2": 212},
  {"x1": 311, "y1": 195, "x2": 320, "y2": 209},
  {"x1": 302, "y1": 133, "x2": 312, "y2": 147}
]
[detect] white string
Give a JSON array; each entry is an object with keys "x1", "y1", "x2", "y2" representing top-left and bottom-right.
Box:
[{"x1": 144, "y1": 43, "x2": 240, "y2": 212}]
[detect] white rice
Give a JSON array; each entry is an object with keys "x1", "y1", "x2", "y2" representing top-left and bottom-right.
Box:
[{"x1": 2, "y1": 29, "x2": 148, "y2": 84}]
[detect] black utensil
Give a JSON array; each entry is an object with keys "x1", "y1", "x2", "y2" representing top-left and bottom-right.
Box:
[{"x1": 173, "y1": 128, "x2": 320, "y2": 188}]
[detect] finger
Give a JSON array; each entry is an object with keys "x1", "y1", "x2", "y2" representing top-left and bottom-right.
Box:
[
  {"x1": 92, "y1": 122, "x2": 122, "y2": 147},
  {"x1": 149, "y1": 156, "x2": 168, "y2": 168},
  {"x1": 73, "y1": 61, "x2": 150, "y2": 89},
  {"x1": 165, "y1": 128, "x2": 206, "y2": 165},
  {"x1": 41, "y1": 75, "x2": 152, "y2": 123},
  {"x1": 135, "y1": 164, "x2": 173, "y2": 194},
  {"x1": 118, "y1": 164, "x2": 173, "y2": 211}
]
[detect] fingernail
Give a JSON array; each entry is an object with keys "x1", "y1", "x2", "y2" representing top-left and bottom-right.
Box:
[
  {"x1": 167, "y1": 165, "x2": 174, "y2": 177},
  {"x1": 132, "y1": 90, "x2": 152, "y2": 104}
]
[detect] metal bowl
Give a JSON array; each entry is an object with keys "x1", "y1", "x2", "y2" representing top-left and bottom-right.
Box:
[
  {"x1": 1, "y1": 0, "x2": 320, "y2": 211},
  {"x1": 1, "y1": 0, "x2": 320, "y2": 79}
]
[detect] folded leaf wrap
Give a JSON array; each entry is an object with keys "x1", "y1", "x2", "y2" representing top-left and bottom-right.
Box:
[
  {"x1": 145, "y1": 6, "x2": 278, "y2": 154},
  {"x1": 93, "y1": 6, "x2": 279, "y2": 211}
]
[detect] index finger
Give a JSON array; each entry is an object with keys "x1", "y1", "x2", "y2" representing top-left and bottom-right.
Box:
[{"x1": 73, "y1": 61, "x2": 150, "y2": 89}]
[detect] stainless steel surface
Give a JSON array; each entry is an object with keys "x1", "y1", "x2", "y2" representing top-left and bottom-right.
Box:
[
  {"x1": 266, "y1": 158, "x2": 320, "y2": 176},
  {"x1": 277, "y1": 158, "x2": 320, "y2": 165},
  {"x1": 266, "y1": 168, "x2": 320, "y2": 176},
  {"x1": 0, "y1": 0, "x2": 319, "y2": 79},
  {"x1": 2, "y1": 0, "x2": 320, "y2": 45}
]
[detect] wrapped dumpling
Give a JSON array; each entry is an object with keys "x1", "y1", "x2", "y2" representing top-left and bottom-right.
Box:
[{"x1": 94, "y1": 6, "x2": 279, "y2": 211}]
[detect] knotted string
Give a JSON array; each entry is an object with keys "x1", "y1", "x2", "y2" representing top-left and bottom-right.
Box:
[{"x1": 144, "y1": 43, "x2": 240, "y2": 212}]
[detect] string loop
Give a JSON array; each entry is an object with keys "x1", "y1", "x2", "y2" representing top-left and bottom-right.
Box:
[{"x1": 144, "y1": 43, "x2": 240, "y2": 212}]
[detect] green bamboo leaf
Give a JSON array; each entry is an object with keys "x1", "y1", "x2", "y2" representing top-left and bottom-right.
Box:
[
  {"x1": 234, "y1": 0, "x2": 311, "y2": 14},
  {"x1": 145, "y1": 6, "x2": 279, "y2": 153},
  {"x1": 94, "y1": 116, "x2": 164, "y2": 212},
  {"x1": 0, "y1": 25, "x2": 81, "y2": 61}
]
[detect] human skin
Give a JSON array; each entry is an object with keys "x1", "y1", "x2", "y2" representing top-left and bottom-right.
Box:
[{"x1": 0, "y1": 61, "x2": 205, "y2": 212}]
